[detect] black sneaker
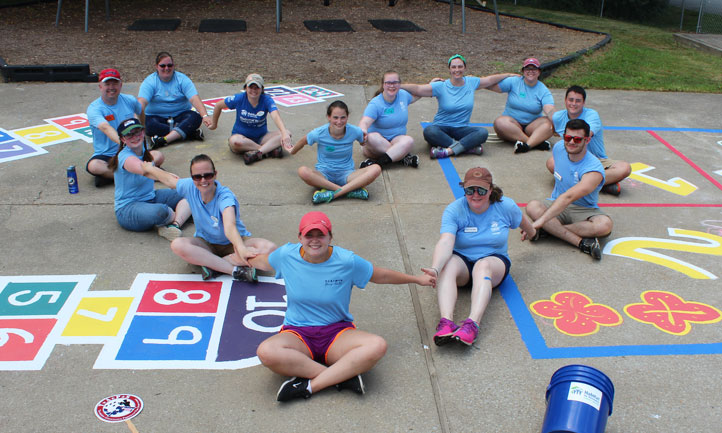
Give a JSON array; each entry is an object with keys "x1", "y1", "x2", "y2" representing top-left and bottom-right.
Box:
[
  {"x1": 243, "y1": 150, "x2": 262, "y2": 165},
  {"x1": 601, "y1": 182, "x2": 621, "y2": 196},
  {"x1": 194, "y1": 129, "x2": 205, "y2": 141},
  {"x1": 531, "y1": 228, "x2": 548, "y2": 242},
  {"x1": 149, "y1": 135, "x2": 167, "y2": 150},
  {"x1": 514, "y1": 141, "x2": 530, "y2": 154},
  {"x1": 536, "y1": 140, "x2": 551, "y2": 151},
  {"x1": 200, "y1": 266, "x2": 219, "y2": 281},
  {"x1": 277, "y1": 377, "x2": 311, "y2": 402},
  {"x1": 269, "y1": 146, "x2": 284, "y2": 158},
  {"x1": 359, "y1": 158, "x2": 379, "y2": 169},
  {"x1": 232, "y1": 265, "x2": 258, "y2": 282},
  {"x1": 579, "y1": 238, "x2": 602, "y2": 260},
  {"x1": 402, "y1": 154, "x2": 419, "y2": 168},
  {"x1": 336, "y1": 374, "x2": 365, "y2": 395}
]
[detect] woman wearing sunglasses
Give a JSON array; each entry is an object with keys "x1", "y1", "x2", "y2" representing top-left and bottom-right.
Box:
[
  {"x1": 138, "y1": 51, "x2": 212, "y2": 149},
  {"x1": 401, "y1": 54, "x2": 516, "y2": 159},
  {"x1": 357, "y1": 71, "x2": 420, "y2": 169},
  {"x1": 108, "y1": 118, "x2": 190, "y2": 241},
  {"x1": 490, "y1": 57, "x2": 555, "y2": 153},
  {"x1": 141, "y1": 154, "x2": 276, "y2": 282},
  {"x1": 426, "y1": 167, "x2": 535, "y2": 346}
]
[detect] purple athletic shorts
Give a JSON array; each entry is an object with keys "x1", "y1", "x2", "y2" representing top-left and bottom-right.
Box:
[{"x1": 280, "y1": 321, "x2": 356, "y2": 364}]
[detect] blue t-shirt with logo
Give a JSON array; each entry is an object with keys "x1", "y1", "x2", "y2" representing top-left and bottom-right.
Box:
[
  {"x1": 363, "y1": 89, "x2": 414, "y2": 140},
  {"x1": 87, "y1": 94, "x2": 142, "y2": 157},
  {"x1": 498, "y1": 76, "x2": 554, "y2": 125},
  {"x1": 138, "y1": 71, "x2": 197, "y2": 117},
  {"x1": 550, "y1": 141, "x2": 605, "y2": 208},
  {"x1": 113, "y1": 146, "x2": 155, "y2": 211},
  {"x1": 269, "y1": 243, "x2": 374, "y2": 327},
  {"x1": 176, "y1": 178, "x2": 251, "y2": 244},
  {"x1": 430, "y1": 76, "x2": 481, "y2": 127},
  {"x1": 440, "y1": 196, "x2": 522, "y2": 262},
  {"x1": 306, "y1": 123, "x2": 364, "y2": 174},
  {"x1": 224, "y1": 92, "x2": 278, "y2": 140}
]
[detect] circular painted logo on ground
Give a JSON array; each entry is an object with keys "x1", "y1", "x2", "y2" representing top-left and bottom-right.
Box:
[{"x1": 94, "y1": 394, "x2": 144, "y2": 423}]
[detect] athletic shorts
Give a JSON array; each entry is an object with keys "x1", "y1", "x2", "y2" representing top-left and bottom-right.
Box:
[
  {"x1": 85, "y1": 154, "x2": 112, "y2": 174},
  {"x1": 280, "y1": 321, "x2": 356, "y2": 364},
  {"x1": 542, "y1": 199, "x2": 608, "y2": 225},
  {"x1": 451, "y1": 251, "x2": 511, "y2": 288},
  {"x1": 598, "y1": 157, "x2": 618, "y2": 170},
  {"x1": 319, "y1": 167, "x2": 353, "y2": 186},
  {"x1": 197, "y1": 236, "x2": 248, "y2": 257}
]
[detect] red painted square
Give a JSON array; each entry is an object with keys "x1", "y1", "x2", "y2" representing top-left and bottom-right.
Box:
[
  {"x1": 0, "y1": 318, "x2": 56, "y2": 361},
  {"x1": 47, "y1": 114, "x2": 89, "y2": 130},
  {"x1": 136, "y1": 280, "x2": 222, "y2": 314}
]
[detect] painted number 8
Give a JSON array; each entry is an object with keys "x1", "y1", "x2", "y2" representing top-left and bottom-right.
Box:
[{"x1": 153, "y1": 289, "x2": 210, "y2": 305}]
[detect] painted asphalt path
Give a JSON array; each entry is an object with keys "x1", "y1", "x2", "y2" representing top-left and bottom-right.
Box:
[{"x1": 0, "y1": 82, "x2": 721, "y2": 432}]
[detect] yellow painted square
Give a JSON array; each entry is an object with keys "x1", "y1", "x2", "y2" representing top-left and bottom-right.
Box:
[
  {"x1": 62, "y1": 297, "x2": 134, "y2": 337},
  {"x1": 12, "y1": 124, "x2": 72, "y2": 146}
]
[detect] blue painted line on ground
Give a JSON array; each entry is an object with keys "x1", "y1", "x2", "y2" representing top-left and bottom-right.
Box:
[{"x1": 499, "y1": 276, "x2": 722, "y2": 359}]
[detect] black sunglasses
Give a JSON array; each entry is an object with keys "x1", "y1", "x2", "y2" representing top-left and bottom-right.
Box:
[
  {"x1": 463, "y1": 186, "x2": 488, "y2": 196},
  {"x1": 191, "y1": 172, "x2": 215, "y2": 181},
  {"x1": 158, "y1": 63, "x2": 174, "y2": 69}
]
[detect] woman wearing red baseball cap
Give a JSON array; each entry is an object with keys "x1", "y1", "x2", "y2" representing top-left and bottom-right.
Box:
[
  {"x1": 491, "y1": 57, "x2": 556, "y2": 153},
  {"x1": 253, "y1": 211, "x2": 435, "y2": 402}
]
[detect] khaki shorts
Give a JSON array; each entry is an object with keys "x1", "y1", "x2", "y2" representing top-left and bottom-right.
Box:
[
  {"x1": 543, "y1": 199, "x2": 607, "y2": 225},
  {"x1": 598, "y1": 157, "x2": 618, "y2": 170},
  {"x1": 197, "y1": 237, "x2": 246, "y2": 257}
]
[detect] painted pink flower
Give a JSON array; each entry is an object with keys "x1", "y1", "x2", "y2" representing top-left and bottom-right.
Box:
[
  {"x1": 530, "y1": 291, "x2": 623, "y2": 336},
  {"x1": 624, "y1": 290, "x2": 722, "y2": 335}
]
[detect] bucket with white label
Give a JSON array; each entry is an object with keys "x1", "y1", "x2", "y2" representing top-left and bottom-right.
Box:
[{"x1": 541, "y1": 364, "x2": 614, "y2": 433}]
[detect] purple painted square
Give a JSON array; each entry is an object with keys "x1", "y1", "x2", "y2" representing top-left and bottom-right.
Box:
[
  {"x1": 0, "y1": 139, "x2": 41, "y2": 160},
  {"x1": 216, "y1": 280, "x2": 287, "y2": 362}
]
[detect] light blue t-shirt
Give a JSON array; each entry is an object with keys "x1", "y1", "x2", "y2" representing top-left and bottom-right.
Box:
[
  {"x1": 430, "y1": 76, "x2": 481, "y2": 127},
  {"x1": 138, "y1": 71, "x2": 197, "y2": 117},
  {"x1": 440, "y1": 196, "x2": 522, "y2": 262},
  {"x1": 306, "y1": 123, "x2": 364, "y2": 174},
  {"x1": 498, "y1": 76, "x2": 554, "y2": 125},
  {"x1": 363, "y1": 89, "x2": 414, "y2": 140},
  {"x1": 553, "y1": 107, "x2": 607, "y2": 160},
  {"x1": 113, "y1": 146, "x2": 155, "y2": 211},
  {"x1": 87, "y1": 94, "x2": 142, "y2": 157},
  {"x1": 224, "y1": 92, "x2": 278, "y2": 140},
  {"x1": 175, "y1": 178, "x2": 251, "y2": 244},
  {"x1": 268, "y1": 243, "x2": 374, "y2": 327},
  {"x1": 550, "y1": 141, "x2": 605, "y2": 208}
]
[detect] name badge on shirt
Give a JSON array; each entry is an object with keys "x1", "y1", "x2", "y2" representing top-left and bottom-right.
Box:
[
  {"x1": 554, "y1": 171, "x2": 562, "y2": 181},
  {"x1": 464, "y1": 227, "x2": 478, "y2": 233}
]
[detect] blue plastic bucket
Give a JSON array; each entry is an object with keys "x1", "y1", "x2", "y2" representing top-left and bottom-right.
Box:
[{"x1": 541, "y1": 364, "x2": 615, "y2": 433}]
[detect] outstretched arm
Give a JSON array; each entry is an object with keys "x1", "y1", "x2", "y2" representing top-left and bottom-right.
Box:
[
  {"x1": 269, "y1": 110, "x2": 292, "y2": 148},
  {"x1": 189, "y1": 95, "x2": 212, "y2": 127},
  {"x1": 478, "y1": 73, "x2": 517, "y2": 90},
  {"x1": 400, "y1": 82, "x2": 434, "y2": 98},
  {"x1": 222, "y1": 206, "x2": 257, "y2": 266},
  {"x1": 289, "y1": 135, "x2": 308, "y2": 154},
  {"x1": 519, "y1": 214, "x2": 537, "y2": 242},
  {"x1": 141, "y1": 161, "x2": 179, "y2": 188},
  {"x1": 532, "y1": 171, "x2": 603, "y2": 230},
  {"x1": 209, "y1": 100, "x2": 228, "y2": 130},
  {"x1": 423, "y1": 232, "x2": 455, "y2": 279},
  {"x1": 369, "y1": 266, "x2": 435, "y2": 287}
]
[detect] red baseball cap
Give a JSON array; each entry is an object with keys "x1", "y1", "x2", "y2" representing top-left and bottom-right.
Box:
[
  {"x1": 299, "y1": 211, "x2": 332, "y2": 236},
  {"x1": 522, "y1": 58, "x2": 541, "y2": 69},
  {"x1": 99, "y1": 68, "x2": 121, "y2": 82}
]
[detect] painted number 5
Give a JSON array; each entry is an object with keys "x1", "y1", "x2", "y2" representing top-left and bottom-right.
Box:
[
  {"x1": 603, "y1": 228, "x2": 722, "y2": 279},
  {"x1": 7, "y1": 290, "x2": 61, "y2": 306}
]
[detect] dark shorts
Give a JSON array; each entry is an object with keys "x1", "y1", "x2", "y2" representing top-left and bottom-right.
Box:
[
  {"x1": 196, "y1": 237, "x2": 247, "y2": 257},
  {"x1": 452, "y1": 251, "x2": 511, "y2": 288},
  {"x1": 280, "y1": 321, "x2": 356, "y2": 364},
  {"x1": 85, "y1": 154, "x2": 111, "y2": 174}
]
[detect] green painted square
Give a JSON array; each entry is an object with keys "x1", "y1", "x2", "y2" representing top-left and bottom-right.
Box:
[{"x1": 0, "y1": 282, "x2": 77, "y2": 316}]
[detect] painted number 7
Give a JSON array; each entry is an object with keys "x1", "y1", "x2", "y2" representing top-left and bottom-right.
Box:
[
  {"x1": 629, "y1": 162, "x2": 697, "y2": 196},
  {"x1": 603, "y1": 228, "x2": 722, "y2": 279}
]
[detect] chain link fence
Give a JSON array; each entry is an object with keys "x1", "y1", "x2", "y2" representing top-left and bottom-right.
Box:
[{"x1": 670, "y1": 0, "x2": 722, "y2": 33}]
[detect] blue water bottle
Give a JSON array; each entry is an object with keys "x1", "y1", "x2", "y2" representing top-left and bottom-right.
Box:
[{"x1": 67, "y1": 165, "x2": 79, "y2": 194}]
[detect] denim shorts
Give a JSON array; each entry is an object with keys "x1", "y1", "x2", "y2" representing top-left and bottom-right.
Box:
[{"x1": 280, "y1": 321, "x2": 356, "y2": 364}]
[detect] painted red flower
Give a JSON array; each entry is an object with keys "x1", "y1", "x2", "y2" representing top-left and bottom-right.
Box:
[
  {"x1": 624, "y1": 290, "x2": 722, "y2": 335},
  {"x1": 530, "y1": 291, "x2": 623, "y2": 336}
]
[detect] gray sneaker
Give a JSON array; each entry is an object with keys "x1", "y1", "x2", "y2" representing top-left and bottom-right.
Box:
[
  {"x1": 157, "y1": 223, "x2": 181, "y2": 241},
  {"x1": 232, "y1": 265, "x2": 258, "y2": 282},
  {"x1": 402, "y1": 154, "x2": 419, "y2": 168}
]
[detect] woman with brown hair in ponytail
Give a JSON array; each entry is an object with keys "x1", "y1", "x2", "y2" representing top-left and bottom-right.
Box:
[
  {"x1": 108, "y1": 118, "x2": 190, "y2": 241},
  {"x1": 424, "y1": 167, "x2": 536, "y2": 347}
]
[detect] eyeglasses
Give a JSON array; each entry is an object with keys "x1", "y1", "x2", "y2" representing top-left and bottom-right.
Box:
[
  {"x1": 463, "y1": 186, "x2": 488, "y2": 196},
  {"x1": 158, "y1": 63, "x2": 174, "y2": 69},
  {"x1": 563, "y1": 134, "x2": 586, "y2": 144},
  {"x1": 383, "y1": 81, "x2": 400, "y2": 86},
  {"x1": 122, "y1": 128, "x2": 144, "y2": 139},
  {"x1": 191, "y1": 172, "x2": 215, "y2": 181}
]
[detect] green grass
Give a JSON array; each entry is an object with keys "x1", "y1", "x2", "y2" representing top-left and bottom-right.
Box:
[{"x1": 493, "y1": 4, "x2": 722, "y2": 92}]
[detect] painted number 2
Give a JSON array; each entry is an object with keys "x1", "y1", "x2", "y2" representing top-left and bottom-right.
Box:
[
  {"x1": 603, "y1": 228, "x2": 722, "y2": 279},
  {"x1": 629, "y1": 162, "x2": 697, "y2": 196}
]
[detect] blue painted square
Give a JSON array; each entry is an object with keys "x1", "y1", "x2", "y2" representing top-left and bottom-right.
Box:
[
  {"x1": 116, "y1": 315, "x2": 214, "y2": 361},
  {"x1": 0, "y1": 129, "x2": 15, "y2": 143}
]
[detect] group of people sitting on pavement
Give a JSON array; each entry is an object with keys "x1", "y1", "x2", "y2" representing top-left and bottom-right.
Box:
[{"x1": 83, "y1": 51, "x2": 631, "y2": 402}]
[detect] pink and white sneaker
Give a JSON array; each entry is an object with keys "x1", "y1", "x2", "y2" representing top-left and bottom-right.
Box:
[
  {"x1": 452, "y1": 318, "x2": 479, "y2": 346},
  {"x1": 433, "y1": 318, "x2": 458, "y2": 346}
]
